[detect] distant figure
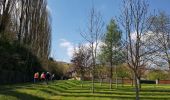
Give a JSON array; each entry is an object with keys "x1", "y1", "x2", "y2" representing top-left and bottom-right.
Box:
[
  {"x1": 46, "y1": 72, "x2": 51, "y2": 84},
  {"x1": 51, "y1": 74, "x2": 55, "y2": 81},
  {"x1": 40, "y1": 72, "x2": 46, "y2": 83},
  {"x1": 34, "y1": 72, "x2": 39, "y2": 83}
]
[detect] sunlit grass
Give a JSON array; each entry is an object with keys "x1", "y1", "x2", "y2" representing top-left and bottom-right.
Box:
[{"x1": 0, "y1": 80, "x2": 170, "y2": 100}]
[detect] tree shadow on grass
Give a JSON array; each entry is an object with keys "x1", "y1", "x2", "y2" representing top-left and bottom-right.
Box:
[
  {"x1": 59, "y1": 94, "x2": 136, "y2": 100},
  {"x1": 40, "y1": 89, "x2": 57, "y2": 95},
  {"x1": 95, "y1": 91, "x2": 134, "y2": 95},
  {"x1": 0, "y1": 90, "x2": 44, "y2": 100},
  {"x1": 47, "y1": 85, "x2": 66, "y2": 93},
  {"x1": 0, "y1": 84, "x2": 37, "y2": 92},
  {"x1": 58, "y1": 94, "x2": 169, "y2": 100},
  {"x1": 53, "y1": 84, "x2": 69, "y2": 90},
  {"x1": 141, "y1": 89, "x2": 170, "y2": 93}
]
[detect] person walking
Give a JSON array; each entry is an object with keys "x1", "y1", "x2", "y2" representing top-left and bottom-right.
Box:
[
  {"x1": 40, "y1": 72, "x2": 46, "y2": 84},
  {"x1": 51, "y1": 74, "x2": 55, "y2": 81},
  {"x1": 46, "y1": 72, "x2": 51, "y2": 84},
  {"x1": 34, "y1": 72, "x2": 39, "y2": 83}
]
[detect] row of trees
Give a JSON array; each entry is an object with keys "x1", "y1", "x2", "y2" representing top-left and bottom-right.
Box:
[
  {"x1": 0, "y1": 0, "x2": 51, "y2": 83},
  {"x1": 0, "y1": 0, "x2": 51, "y2": 59},
  {"x1": 71, "y1": 0, "x2": 170, "y2": 100}
]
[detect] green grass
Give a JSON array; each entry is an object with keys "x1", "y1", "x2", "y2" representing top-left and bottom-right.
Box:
[{"x1": 0, "y1": 80, "x2": 170, "y2": 100}]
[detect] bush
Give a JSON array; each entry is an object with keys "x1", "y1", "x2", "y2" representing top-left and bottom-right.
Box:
[
  {"x1": 0, "y1": 40, "x2": 43, "y2": 84},
  {"x1": 140, "y1": 80, "x2": 156, "y2": 84}
]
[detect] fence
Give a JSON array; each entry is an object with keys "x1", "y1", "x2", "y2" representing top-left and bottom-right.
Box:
[
  {"x1": 82, "y1": 77, "x2": 170, "y2": 84},
  {"x1": 158, "y1": 80, "x2": 170, "y2": 84},
  {"x1": 124, "y1": 79, "x2": 170, "y2": 84}
]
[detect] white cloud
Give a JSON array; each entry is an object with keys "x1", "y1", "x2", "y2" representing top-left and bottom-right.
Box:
[
  {"x1": 82, "y1": 41, "x2": 104, "y2": 54},
  {"x1": 59, "y1": 39, "x2": 72, "y2": 47},
  {"x1": 59, "y1": 39, "x2": 104, "y2": 61},
  {"x1": 59, "y1": 39, "x2": 74, "y2": 57},
  {"x1": 131, "y1": 32, "x2": 137, "y2": 40},
  {"x1": 131, "y1": 31, "x2": 155, "y2": 41},
  {"x1": 67, "y1": 46, "x2": 74, "y2": 57}
]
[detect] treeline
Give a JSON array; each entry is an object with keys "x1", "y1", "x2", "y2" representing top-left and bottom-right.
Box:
[{"x1": 0, "y1": 0, "x2": 51, "y2": 84}]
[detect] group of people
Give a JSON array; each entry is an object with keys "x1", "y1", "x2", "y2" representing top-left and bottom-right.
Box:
[{"x1": 34, "y1": 72, "x2": 55, "y2": 84}]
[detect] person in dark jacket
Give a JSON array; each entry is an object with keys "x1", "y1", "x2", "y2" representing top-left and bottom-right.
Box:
[{"x1": 46, "y1": 72, "x2": 51, "y2": 84}]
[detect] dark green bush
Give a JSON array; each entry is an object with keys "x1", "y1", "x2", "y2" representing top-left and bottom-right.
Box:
[{"x1": 0, "y1": 40, "x2": 43, "y2": 84}]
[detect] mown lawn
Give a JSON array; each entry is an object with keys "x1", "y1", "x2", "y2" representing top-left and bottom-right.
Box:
[{"x1": 0, "y1": 80, "x2": 170, "y2": 100}]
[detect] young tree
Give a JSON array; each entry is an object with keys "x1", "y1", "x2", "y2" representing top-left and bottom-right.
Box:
[
  {"x1": 150, "y1": 12, "x2": 170, "y2": 70},
  {"x1": 147, "y1": 69, "x2": 168, "y2": 80},
  {"x1": 71, "y1": 44, "x2": 91, "y2": 87},
  {"x1": 101, "y1": 19, "x2": 123, "y2": 89},
  {"x1": 119, "y1": 0, "x2": 156, "y2": 99},
  {"x1": 97, "y1": 53, "x2": 108, "y2": 86},
  {"x1": 116, "y1": 65, "x2": 130, "y2": 87},
  {"x1": 80, "y1": 7, "x2": 104, "y2": 93},
  {"x1": 120, "y1": 64, "x2": 134, "y2": 87}
]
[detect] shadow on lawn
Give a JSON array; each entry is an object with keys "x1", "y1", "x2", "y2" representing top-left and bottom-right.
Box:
[
  {"x1": 59, "y1": 93, "x2": 136, "y2": 99},
  {"x1": 57, "y1": 93, "x2": 169, "y2": 100},
  {"x1": 0, "y1": 90, "x2": 44, "y2": 100},
  {"x1": 141, "y1": 89, "x2": 170, "y2": 92},
  {"x1": 40, "y1": 89, "x2": 57, "y2": 95}
]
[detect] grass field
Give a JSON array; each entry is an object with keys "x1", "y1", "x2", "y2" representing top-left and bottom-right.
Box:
[{"x1": 0, "y1": 80, "x2": 170, "y2": 100}]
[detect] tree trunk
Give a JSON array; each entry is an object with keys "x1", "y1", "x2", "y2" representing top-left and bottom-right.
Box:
[
  {"x1": 116, "y1": 75, "x2": 118, "y2": 88},
  {"x1": 92, "y1": 74, "x2": 94, "y2": 93},
  {"x1": 115, "y1": 65, "x2": 118, "y2": 88},
  {"x1": 81, "y1": 74, "x2": 84, "y2": 88},
  {"x1": 81, "y1": 80, "x2": 83, "y2": 87},
  {"x1": 100, "y1": 78, "x2": 103, "y2": 86},
  {"x1": 168, "y1": 61, "x2": 170, "y2": 71},
  {"x1": 122, "y1": 77, "x2": 124, "y2": 87},
  {"x1": 138, "y1": 77, "x2": 141, "y2": 90},
  {"x1": 110, "y1": 62, "x2": 113, "y2": 89},
  {"x1": 91, "y1": 61, "x2": 95, "y2": 93},
  {"x1": 135, "y1": 75, "x2": 140, "y2": 100},
  {"x1": 110, "y1": 77, "x2": 112, "y2": 89},
  {"x1": 131, "y1": 79, "x2": 134, "y2": 87},
  {"x1": 110, "y1": 64, "x2": 113, "y2": 89}
]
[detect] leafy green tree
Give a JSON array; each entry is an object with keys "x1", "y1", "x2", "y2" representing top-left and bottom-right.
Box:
[
  {"x1": 117, "y1": 64, "x2": 131, "y2": 87},
  {"x1": 147, "y1": 70, "x2": 168, "y2": 80},
  {"x1": 101, "y1": 19, "x2": 123, "y2": 89},
  {"x1": 71, "y1": 44, "x2": 91, "y2": 87}
]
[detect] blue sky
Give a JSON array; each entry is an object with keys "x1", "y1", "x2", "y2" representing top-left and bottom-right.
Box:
[{"x1": 47, "y1": 0, "x2": 170, "y2": 62}]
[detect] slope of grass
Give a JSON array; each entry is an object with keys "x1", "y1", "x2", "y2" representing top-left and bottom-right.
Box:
[{"x1": 0, "y1": 80, "x2": 170, "y2": 100}]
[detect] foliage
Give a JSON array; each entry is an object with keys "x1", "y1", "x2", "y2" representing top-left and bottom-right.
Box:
[
  {"x1": 101, "y1": 19, "x2": 123, "y2": 64},
  {"x1": 0, "y1": 0, "x2": 51, "y2": 84},
  {"x1": 46, "y1": 57, "x2": 71, "y2": 79},
  {"x1": 0, "y1": 40, "x2": 43, "y2": 84},
  {"x1": 95, "y1": 64, "x2": 108, "y2": 79},
  {"x1": 100, "y1": 18, "x2": 123, "y2": 89},
  {"x1": 116, "y1": 64, "x2": 131, "y2": 79},
  {"x1": 147, "y1": 70, "x2": 169, "y2": 80},
  {"x1": 71, "y1": 45, "x2": 91, "y2": 80}
]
